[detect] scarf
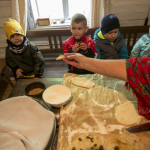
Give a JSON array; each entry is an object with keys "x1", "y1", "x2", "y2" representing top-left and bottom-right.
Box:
[
  {"x1": 7, "y1": 37, "x2": 28, "y2": 54},
  {"x1": 125, "y1": 57, "x2": 150, "y2": 120}
]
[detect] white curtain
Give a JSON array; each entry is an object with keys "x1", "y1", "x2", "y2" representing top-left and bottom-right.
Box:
[
  {"x1": 91, "y1": 0, "x2": 110, "y2": 28},
  {"x1": 11, "y1": 0, "x2": 27, "y2": 35}
]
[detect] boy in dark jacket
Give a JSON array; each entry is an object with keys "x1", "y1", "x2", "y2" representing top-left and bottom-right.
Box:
[
  {"x1": 94, "y1": 14, "x2": 128, "y2": 59},
  {"x1": 4, "y1": 18, "x2": 44, "y2": 79},
  {"x1": 62, "y1": 13, "x2": 97, "y2": 74}
]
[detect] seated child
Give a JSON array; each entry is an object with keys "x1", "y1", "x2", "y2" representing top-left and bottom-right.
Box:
[
  {"x1": 4, "y1": 18, "x2": 44, "y2": 79},
  {"x1": 94, "y1": 14, "x2": 128, "y2": 59},
  {"x1": 62, "y1": 13, "x2": 97, "y2": 74},
  {"x1": 130, "y1": 26, "x2": 150, "y2": 58}
]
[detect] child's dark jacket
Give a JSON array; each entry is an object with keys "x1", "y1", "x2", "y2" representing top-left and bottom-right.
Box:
[
  {"x1": 94, "y1": 28, "x2": 128, "y2": 59},
  {"x1": 5, "y1": 39, "x2": 44, "y2": 77}
]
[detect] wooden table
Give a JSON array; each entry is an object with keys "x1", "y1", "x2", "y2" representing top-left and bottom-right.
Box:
[
  {"x1": 8, "y1": 78, "x2": 63, "y2": 150},
  {"x1": 8, "y1": 75, "x2": 149, "y2": 150},
  {"x1": 9, "y1": 78, "x2": 62, "y2": 96},
  {"x1": 9, "y1": 77, "x2": 63, "y2": 118}
]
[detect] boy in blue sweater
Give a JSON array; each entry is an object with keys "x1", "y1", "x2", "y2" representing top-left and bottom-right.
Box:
[{"x1": 94, "y1": 14, "x2": 128, "y2": 59}]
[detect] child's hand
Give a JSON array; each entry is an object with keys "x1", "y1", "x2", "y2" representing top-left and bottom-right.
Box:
[
  {"x1": 72, "y1": 44, "x2": 80, "y2": 53},
  {"x1": 79, "y1": 42, "x2": 87, "y2": 51},
  {"x1": 16, "y1": 69, "x2": 24, "y2": 77}
]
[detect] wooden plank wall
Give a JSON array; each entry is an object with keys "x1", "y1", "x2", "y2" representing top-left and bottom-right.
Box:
[
  {"x1": 0, "y1": 0, "x2": 11, "y2": 59},
  {"x1": 110, "y1": 0, "x2": 150, "y2": 26}
]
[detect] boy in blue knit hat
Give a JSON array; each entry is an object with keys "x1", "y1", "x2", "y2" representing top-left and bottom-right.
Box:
[{"x1": 94, "y1": 14, "x2": 128, "y2": 59}]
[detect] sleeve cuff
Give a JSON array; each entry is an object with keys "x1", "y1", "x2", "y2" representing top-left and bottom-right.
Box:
[
  {"x1": 13, "y1": 66, "x2": 20, "y2": 74},
  {"x1": 80, "y1": 49, "x2": 88, "y2": 54},
  {"x1": 34, "y1": 74, "x2": 41, "y2": 78}
]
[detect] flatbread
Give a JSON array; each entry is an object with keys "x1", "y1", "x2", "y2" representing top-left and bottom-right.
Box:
[
  {"x1": 76, "y1": 41, "x2": 81, "y2": 45},
  {"x1": 66, "y1": 133, "x2": 104, "y2": 150},
  {"x1": 107, "y1": 138, "x2": 134, "y2": 150},
  {"x1": 63, "y1": 73, "x2": 78, "y2": 78},
  {"x1": 71, "y1": 77, "x2": 95, "y2": 89},
  {"x1": 107, "y1": 132, "x2": 145, "y2": 150},
  {"x1": 56, "y1": 55, "x2": 66, "y2": 60},
  {"x1": 115, "y1": 101, "x2": 141, "y2": 125}
]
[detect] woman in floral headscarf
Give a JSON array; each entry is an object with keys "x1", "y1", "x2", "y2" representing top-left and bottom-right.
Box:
[{"x1": 63, "y1": 53, "x2": 150, "y2": 120}]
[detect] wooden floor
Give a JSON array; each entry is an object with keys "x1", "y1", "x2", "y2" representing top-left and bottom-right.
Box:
[{"x1": 0, "y1": 60, "x2": 68, "y2": 101}]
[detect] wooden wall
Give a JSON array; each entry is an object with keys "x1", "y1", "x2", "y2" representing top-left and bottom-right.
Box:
[
  {"x1": 0, "y1": 0, "x2": 11, "y2": 59},
  {"x1": 110, "y1": 0, "x2": 150, "y2": 26}
]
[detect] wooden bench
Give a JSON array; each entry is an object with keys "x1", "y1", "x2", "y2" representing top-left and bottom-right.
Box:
[
  {"x1": 0, "y1": 59, "x2": 14, "y2": 88},
  {"x1": 26, "y1": 26, "x2": 149, "y2": 56}
]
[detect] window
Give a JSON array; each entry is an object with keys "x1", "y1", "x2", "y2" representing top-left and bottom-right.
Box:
[
  {"x1": 28, "y1": 0, "x2": 91, "y2": 29},
  {"x1": 37, "y1": 0, "x2": 64, "y2": 19}
]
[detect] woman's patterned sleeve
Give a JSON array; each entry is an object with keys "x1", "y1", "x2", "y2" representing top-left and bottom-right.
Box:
[
  {"x1": 126, "y1": 57, "x2": 150, "y2": 119},
  {"x1": 126, "y1": 57, "x2": 150, "y2": 86}
]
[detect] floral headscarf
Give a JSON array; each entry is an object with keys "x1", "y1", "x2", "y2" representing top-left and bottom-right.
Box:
[{"x1": 126, "y1": 57, "x2": 150, "y2": 120}]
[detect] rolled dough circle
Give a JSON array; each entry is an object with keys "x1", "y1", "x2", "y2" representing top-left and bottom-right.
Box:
[
  {"x1": 71, "y1": 77, "x2": 95, "y2": 89},
  {"x1": 115, "y1": 101, "x2": 141, "y2": 125}
]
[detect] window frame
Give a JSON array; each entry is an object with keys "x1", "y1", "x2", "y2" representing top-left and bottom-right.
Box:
[{"x1": 27, "y1": 0, "x2": 91, "y2": 30}]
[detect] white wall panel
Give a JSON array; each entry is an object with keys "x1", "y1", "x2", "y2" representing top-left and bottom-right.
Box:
[
  {"x1": 110, "y1": 0, "x2": 150, "y2": 26},
  {"x1": 0, "y1": 0, "x2": 11, "y2": 58},
  {"x1": 0, "y1": 1, "x2": 11, "y2": 18},
  {"x1": 111, "y1": 0, "x2": 150, "y2": 5}
]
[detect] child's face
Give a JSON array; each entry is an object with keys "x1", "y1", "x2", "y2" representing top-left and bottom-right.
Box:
[
  {"x1": 104, "y1": 29, "x2": 119, "y2": 42},
  {"x1": 70, "y1": 21, "x2": 88, "y2": 40},
  {"x1": 10, "y1": 34, "x2": 24, "y2": 45}
]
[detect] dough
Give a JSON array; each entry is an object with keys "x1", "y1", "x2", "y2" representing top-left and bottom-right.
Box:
[
  {"x1": 71, "y1": 77, "x2": 95, "y2": 89},
  {"x1": 66, "y1": 133, "x2": 104, "y2": 150},
  {"x1": 115, "y1": 101, "x2": 141, "y2": 125},
  {"x1": 56, "y1": 55, "x2": 66, "y2": 60},
  {"x1": 121, "y1": 131, "x2": 145, "y2": 150},
  {"x1": 107, "y1": 138, "x2": 135, "y2": 150},
  {"x1": 107, "y1": 132, "x2": 145, "y2": 150}
]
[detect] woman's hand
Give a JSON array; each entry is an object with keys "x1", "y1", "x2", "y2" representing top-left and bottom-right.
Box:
[
  {"x1": 63, "y1": 53, "x2": 127, "y2": 82},
  {"x1": 63, "y1": 53, "x2": 86, "y2": 69}
]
